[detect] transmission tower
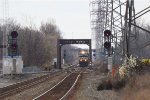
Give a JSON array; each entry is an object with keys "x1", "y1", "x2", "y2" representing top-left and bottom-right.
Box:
[
  {"x1": 90, "y1": 0, "x2": 126, "y2": 64},
  {"x1": 123, "y1": 0, "x2": 150, "y2": 58},
  {"x1": 91, "y1": 0, "x2": 150, "y2": 64}
]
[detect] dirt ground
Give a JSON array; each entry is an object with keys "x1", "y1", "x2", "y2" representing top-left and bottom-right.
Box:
[{"x1": 68, "y1": 71, "x2": 121, "y2": 100}]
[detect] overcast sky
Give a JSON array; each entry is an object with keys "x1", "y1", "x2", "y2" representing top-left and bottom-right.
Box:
[{"x1": 0, "y1": 0, "x2": 150, "y2": 40}]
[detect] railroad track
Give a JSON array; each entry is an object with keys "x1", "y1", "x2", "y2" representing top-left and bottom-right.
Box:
[
  {"x1": 33, "y1": 71, "x2": 81, "y2": 100},
  {"x1": 0, "y1": 71, "x2": 61, "y2": 99}
]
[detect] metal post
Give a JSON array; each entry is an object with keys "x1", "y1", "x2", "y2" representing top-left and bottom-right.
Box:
[
  {"x1": 54, "y1": 62, "x2": 57, "y2": 69},
  {"x1": 57, "y1": 39, "x2": 61, "y2": 69},
  {"x1": 89, "y1": 40, "x2": 92, "y2": 64},
  {"x1": 12, "y1": 58, "x2": 16, "y2": 74}
]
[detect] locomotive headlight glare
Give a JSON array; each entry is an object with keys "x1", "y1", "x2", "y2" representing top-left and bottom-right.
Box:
[{"x1": 81, "y1": 51, "x2": 85, "y2": 54}]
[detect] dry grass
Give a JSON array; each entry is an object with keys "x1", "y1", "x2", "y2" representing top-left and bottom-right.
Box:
[
  {"x1": 97, "y1": 70, "x2": 150, "y2": 100},
  {"x1": 122, "y1": 73, "x2": 150, "y2": 100}
]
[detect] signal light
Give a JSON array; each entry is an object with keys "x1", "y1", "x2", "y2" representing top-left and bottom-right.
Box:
[
  {"x1": 93, "y1": 50, "x2": 96, "y2": 52},
  {"x1": 104, "y1": 30, "x2": 111, "y2": 37},
  {"x1": 104, "y1": 42, "x2": 111, "y2": 49},
  {"x1": 80, "y1": 59, "x2": 83, "y2": 61},
  {"x1": 11, "y1": 31, "x2": 18, "y2": 38},
  {"x1": 11, "y1": 44, "x2": 18, "y2": 50}
]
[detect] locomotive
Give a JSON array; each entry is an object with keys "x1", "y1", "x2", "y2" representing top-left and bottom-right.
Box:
[{"x1": 79, "y1": 50, "x2": 89, "y2": 67}]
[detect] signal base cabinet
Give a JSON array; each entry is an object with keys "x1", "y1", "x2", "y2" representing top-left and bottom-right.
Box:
[{"x1": 2, "y1": 56, "x2": 23, "y2": 74}]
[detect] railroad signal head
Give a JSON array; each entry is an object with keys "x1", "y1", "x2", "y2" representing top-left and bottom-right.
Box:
[
  {"x1": 104, "y1": 30, "x2": 111, "y2": 37},
  {"x1": 64, "y1": 50, "x2": 66, "y2": 59},
  {"x1": 11, "y1": 31, "x2": 18, "y2": 38},
  {"x1": 93, "y1": 50, "x2": 96, "y2": 57},
  {"x1": 104, "y1": 42, "x2": 111, "y2": 49},
  {"x1": 8, "y1": 31, "x2": 18, "y2": 57}
]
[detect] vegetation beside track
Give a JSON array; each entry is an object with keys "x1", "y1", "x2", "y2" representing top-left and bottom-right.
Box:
[{"x1": 96, "y1": 55, "x2": 150, "y2": 100}]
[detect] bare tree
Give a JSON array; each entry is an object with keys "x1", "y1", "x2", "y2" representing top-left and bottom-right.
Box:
[{"x1": 0, "y1": 19, "x2": 62, "y2": 69}]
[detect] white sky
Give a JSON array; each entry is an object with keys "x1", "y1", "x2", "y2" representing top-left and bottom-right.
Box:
[
  {"x1": 0, "y1": 0, "x2": 150, "y2": 40},
  {"x1": 0, "y1": 0, "x2": 91, "y2": 40}
]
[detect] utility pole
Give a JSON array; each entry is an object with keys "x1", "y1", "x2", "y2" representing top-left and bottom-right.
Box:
[
  {"x1": 2, "y1": 0, "x2": 9, "y2": 57},
  {"x1": 2, "y1": 0, "x2": 23, "y2": 75}
]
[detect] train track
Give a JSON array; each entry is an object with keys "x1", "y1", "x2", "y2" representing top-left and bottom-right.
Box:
[
  {"x1": 0, "y1": 71, "x2": 61, "y2": 99},
  {"x1": 33, "y1": 71, "x2": 81, "y2": 100}
]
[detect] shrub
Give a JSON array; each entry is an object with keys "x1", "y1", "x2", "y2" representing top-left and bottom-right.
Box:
[
  {"x1": 97, "y1": 77, "x2": 126, "y2": 91},
  {"x1": 112, "y1": 78, "x2": 126, "y2": 90},
  {"x1": 97, "y1": 78, "x2": 112, "y2": 90}
]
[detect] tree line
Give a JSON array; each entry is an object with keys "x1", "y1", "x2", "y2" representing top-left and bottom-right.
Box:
[{"x1": 0, "y1": 19, "x2": 62, "y2": 69}]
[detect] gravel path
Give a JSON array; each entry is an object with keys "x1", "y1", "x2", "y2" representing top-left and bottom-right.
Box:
[{"x1": 70, "y1": 71, "x2": 121, "y2": 100}]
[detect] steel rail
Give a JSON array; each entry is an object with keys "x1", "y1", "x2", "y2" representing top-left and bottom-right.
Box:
[
  {"x1": 59, "y1": 72, "x2": 81, "y2": 100},
  {"x1": 33, "y1": 71, "x2": 81, "y2": 100},
  {"x1": 33, "y1": 72, "x2": 74, "y2": 100},
  {"x1": 0, "y1": 74, "x2": 50, "y2": 99},
  {"x1": 0, "y1": 71, "x2": 61, "y2": 99}
]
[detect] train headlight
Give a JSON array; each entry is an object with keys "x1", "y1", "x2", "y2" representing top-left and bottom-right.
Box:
[{"x1": 80, "y1": 59, "x2": 83, "y2": 61}]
